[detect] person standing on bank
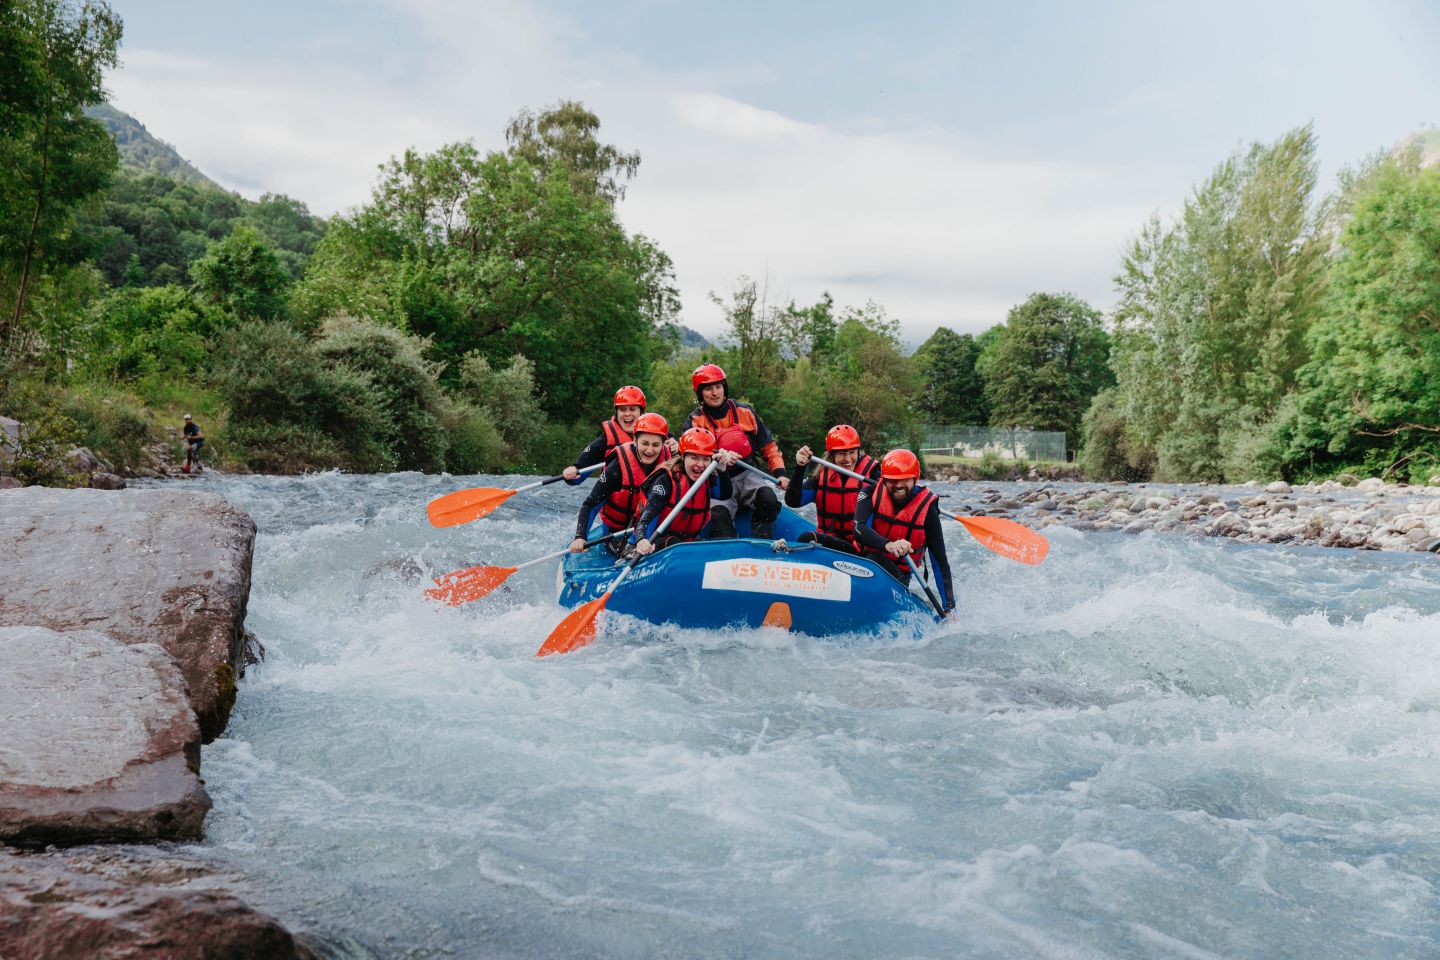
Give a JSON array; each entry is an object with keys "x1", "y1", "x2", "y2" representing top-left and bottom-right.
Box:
[
  {"x1": 683, "y1": 363, "x2": 787, "y2": 539},
  {"x1": 182, "y1": 414, "x2": 204, "y2": 474},
  {"x1": 785, "y1": 424, "x2": 881, "y2": 553},
  {"x1": 854, "y1": 449, "x2": 954, "y2": 615}
]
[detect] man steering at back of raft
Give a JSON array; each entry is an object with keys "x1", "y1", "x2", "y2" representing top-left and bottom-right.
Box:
[
  {"x1": 785, "y1": 423, "x2": 881, "y2": 554},
  {"x1": 571, "y1": 413, "x2": 672, "y2": 557},
  {"x1": 854, "y1": 449, "x2": 955, "y2": 615},
  {"x1": 562, "y1": 385, "x2": 676, "y2": 483},
  {"x1": 631, "y1": 428, "x2": 739, "y2": 556},
  {"x1": 683, "y1": 363, "x2": 787, "y2": 539}
]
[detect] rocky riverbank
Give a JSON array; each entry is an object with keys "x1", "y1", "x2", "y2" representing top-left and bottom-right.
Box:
[
  {"x1": 969, "y1": 476, "x2": 1440, "y2": 553},
  {"x1": 0, "y1": 487, "x2": 314, "y2": 958}
]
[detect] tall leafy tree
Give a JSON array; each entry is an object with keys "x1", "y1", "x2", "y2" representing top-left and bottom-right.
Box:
[
  {"x1": 292, "y1": 104, "x2": 676, "y2": 422},
  {"x1": 984, "y1": 292, "x2": 1111, "y2": 441},
  {"x1": 505, "y1": 100, "x2": 640, "y2": 205},
  {"x1": 0, "y1": 0, "x2": 122, "y2": 347},
  {"x1": 190, "y1": 224, "x2": 289, "y2": 321},
  {"x1": 913, "y1": 326, "x2": 987, "y2": 424},
  {"x1": 1275, "y1": 157, "x2": 1440, "y2": 480},
  {"x1": 1106, "y1": 125, "x2": 1327, "y2": 481}
]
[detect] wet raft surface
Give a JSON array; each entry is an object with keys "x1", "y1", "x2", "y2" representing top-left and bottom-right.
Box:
[{"x1": 160, "y1": 472, "x2": 1440, "y2": 959}]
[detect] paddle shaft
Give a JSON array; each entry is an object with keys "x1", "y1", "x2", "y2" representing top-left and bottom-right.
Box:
[
  {"x1": 645, "y1": 458, "x2": 720, "y2": 544},
  {"x1": 519, "y1": 461, "x2": 603, "y2": 494},
  {"x1": 515, "y1": 527, "x2": 633, "y2": 571},
  {"x1": 903, "y1": 555, "x2": 947, "y2": 619},
  {"x1": 619, "y1": 459, "x2": 722, "y2": 587},
  {"x1": 588, "y1": 459, "x2": 720, "y2": 593}
]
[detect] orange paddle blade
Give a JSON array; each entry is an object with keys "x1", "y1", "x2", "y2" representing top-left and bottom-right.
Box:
[
  {"x1": 952, "y1": 515, "x2": 1050, "y2": 565},
  {"x1": 426, "y1": 487, "x2": 516, "y2": 527},
  {"x1": 424, "y1": 564, "x2": 518, "y2": 606},
  {"x1": 536, "y1": 592, "x2": 611, "y2": 657}
]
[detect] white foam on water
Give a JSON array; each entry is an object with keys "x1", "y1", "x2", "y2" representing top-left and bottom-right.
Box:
[{"x1": 174, "y1": 475, "x2": 1440, "y2": 958}]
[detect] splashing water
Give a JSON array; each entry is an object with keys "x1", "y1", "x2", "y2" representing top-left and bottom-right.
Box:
[{"x1": 171, "y1": 472, "x2": 1440, "y2": 958}]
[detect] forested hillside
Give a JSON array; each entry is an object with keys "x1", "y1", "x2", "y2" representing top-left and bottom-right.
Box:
[{"x1": 83, "y1": 102, "x2": 221, "y2": 189}]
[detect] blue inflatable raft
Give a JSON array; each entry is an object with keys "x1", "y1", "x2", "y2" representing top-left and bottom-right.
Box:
[{"x1": 558, "y1": 504, "x2": 937, "y2": 636}]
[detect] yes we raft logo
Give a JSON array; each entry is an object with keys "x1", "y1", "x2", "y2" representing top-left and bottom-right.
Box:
[{"x1": 701, "y1": 559, "x2": 852, "y2": 602}]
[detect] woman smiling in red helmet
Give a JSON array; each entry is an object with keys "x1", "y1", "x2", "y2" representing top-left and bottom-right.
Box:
[
  {"x1": 563, "y1": 385, "x2": 675, "y2": 483},
  {"x1": 854, "y1": 448, "x2": 954, "y2": 614},
  {"x1": 629, "y1": 427, "x2": 739, "y2": 556},
  {"x1": 571, "y1": 412, "x2": 673, "y2": 557}
]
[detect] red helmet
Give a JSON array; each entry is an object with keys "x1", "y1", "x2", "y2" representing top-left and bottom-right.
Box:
[
  {"x1": 880, "y1": 449, "x2": 921, "y2": 480},
  {"x1": 633, "y1": 412, "x2": 669, "y2": 438},
  {"x1": 825, "y1": 424, "x2": 861, "y2": 452},
  {"x1": 690, "y1": 363, "x2": 727, "y2": 392},
  {"x1": 716, "y1": 427, "x2": 752, "y2": 459},
  {"x1": 678, "y1": 427, "x2": 717, "y2": 457},
  {"x1": 613, "y1": 385, "x2": 646, "y2": 409}
]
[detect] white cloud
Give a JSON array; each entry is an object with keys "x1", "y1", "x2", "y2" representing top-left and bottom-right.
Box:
[{"x1": 106, "y1": 1, "x2": 1151, "y2": 343}]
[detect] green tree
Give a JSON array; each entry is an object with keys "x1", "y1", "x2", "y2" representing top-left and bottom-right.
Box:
[
  {"x1": 313, "y1": 315, "x2": 447, "y2": 472},
  {"x1": 0, "y1": 0, "x2": 121, "y2": 347},
  {"x1": 984, "y1": 292, "x2": 1111, "y2": 442},
  {"x1": 913, "y1": 326, "x2": 987, "y2": 424},
  {"x1": 191, "y1": 224, "x2": 289, "y2": 320},
  {"x1": 1107, "y1": 125, "x2": 1327, "y2": 481},
  {"x1": 504, "y1": 100, "x2": 640, "y2": 205},
  {"x1": 293, "y1": 107, "x2": 676, "y2": 421},
  {"x1": 457, "y1": 351, "x2": 548, "y2": 461},
  {"x1": 1274, "y1": 157, "x2": 1440, "y2": 481}
]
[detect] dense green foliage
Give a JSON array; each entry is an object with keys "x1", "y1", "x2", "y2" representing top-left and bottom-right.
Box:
[
  {"x1": 1096, "y1": 126, "x2": 1329, "y2": 482},
  {"x1": 981, "y1": 293, "x2": 1112, "y2": 442},
  {"x1": 0, "y1": 0, "x2": 121, "y2": 347},
  {"x1": 1272, "y1": 157, "x2": 1440, "y2": 481},
  {"x1": 913, "y1": 327, "x2": 987, "y2": 424}
]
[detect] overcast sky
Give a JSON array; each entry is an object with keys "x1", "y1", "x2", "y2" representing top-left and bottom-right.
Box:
[{"x1": 106, "y1": 0, "x2": 1440, "y2": 344}]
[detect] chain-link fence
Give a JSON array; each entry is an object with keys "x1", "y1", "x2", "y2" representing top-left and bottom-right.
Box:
[{"x1": 920, "y1": 425, "x2": 1068, "y2": 462}]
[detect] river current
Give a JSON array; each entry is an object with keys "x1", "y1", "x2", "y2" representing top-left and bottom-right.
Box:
[{"x1": 170, "y1": 471, "x2": 1440, "y2": 958}]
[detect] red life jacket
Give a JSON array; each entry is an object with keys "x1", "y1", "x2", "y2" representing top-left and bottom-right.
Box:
[
  {"x1": 813, "y1": 454, "x2": 878, "y2": 542},
  {"x1": 864, "y1": 483, "x2": 938, "y2": 568},
  {"x1": 651, "y1": 466, "x2": 712, "y2": 540},
  {"x1": 598, "y1": 442, "x2": 667, "y2": 531},
  {"x1": 600, "y1": 418, "x2": 633, "y2": 458}
]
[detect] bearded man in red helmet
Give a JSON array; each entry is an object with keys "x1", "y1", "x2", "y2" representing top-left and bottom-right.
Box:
[
  {"x1": 854, "y1": 449, "x2": 954, "y2": 614},
  {"x1": 683, "y1": 363, "x2": 787, "y2": 539},
  {"x1": 563, "y1": 385, "x2": 676, "y2": 483},
  {"x1": 784, "y1": 423, "x2": 882, "y2": 554}
]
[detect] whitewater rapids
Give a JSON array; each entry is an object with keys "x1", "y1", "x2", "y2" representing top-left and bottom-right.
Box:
[{"x1": 170, "y1": 471, "x2": 1440, "y2": 958}]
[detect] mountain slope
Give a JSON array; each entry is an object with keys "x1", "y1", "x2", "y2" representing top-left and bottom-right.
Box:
[{"x1": 84, "y1": 103, "x2": 224, "y2": 190}]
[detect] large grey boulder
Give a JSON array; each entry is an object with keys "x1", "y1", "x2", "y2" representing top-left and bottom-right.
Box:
[
  {"x1": 0, "y1": 487, "x2": 256, "y2": 741},
  {"x1": 0, "y1": 626, "x2": 209, "y2": 845},
  {"x1": 0, "y1": 847, "x2": 317, "y2": 959}
]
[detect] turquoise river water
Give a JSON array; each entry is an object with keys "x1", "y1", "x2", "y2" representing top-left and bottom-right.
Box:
[{"x1": 167, "y1": 471, "x2": 1440, "y2": 958}]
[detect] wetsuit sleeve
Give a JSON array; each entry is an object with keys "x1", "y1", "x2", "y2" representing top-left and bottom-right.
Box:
[
  {"x1": 784, "y1": 462, "x2": 817, "y2": 508},
  {"x1": 568, "y1": 434, "x2": 609, "y2": 482},
  {"x1": 853, "y1": 483, "x2": 890, "y2": 552},
  {"x1": 747, "y1": 412, "x2": 786, "y2": 474},
  {"x1": 923, "y1": 506, "x2": 954, "y2": 612},
  {"x1": 575, "y1": 460, "x2": 622, "y2": 538},
  {"x1": 713, "y1": 470, "x2": 733, "y2": 501},
  {"x1": 633, "y1": 473, "x2": 672, "y2": 542}
]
